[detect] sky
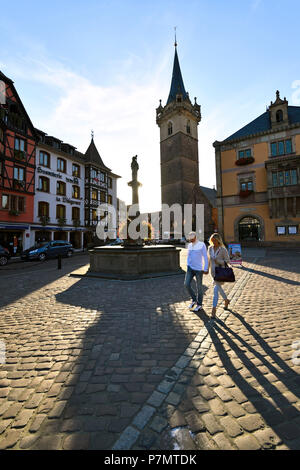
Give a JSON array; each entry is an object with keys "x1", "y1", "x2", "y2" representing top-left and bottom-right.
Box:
[{"x1": 1, "y1": 0, "x2": 300, "y2": 212}]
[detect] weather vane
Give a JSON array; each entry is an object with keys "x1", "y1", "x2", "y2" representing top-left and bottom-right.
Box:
[
  {"x1": 91, "y1": 129, "x2": 94, "y2": 140},
  {"x1": 174, "y1": 26, "x2": 177, "y2": 47}
]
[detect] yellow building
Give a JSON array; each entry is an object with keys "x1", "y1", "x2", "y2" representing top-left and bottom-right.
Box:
[{"x1": 214, "y1": 91, "x2": 300, "y2": 246}]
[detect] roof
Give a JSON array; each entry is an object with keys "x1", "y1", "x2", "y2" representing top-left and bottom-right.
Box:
[
  {"x1": 0, "y1": 70, "x2": 38, "y2": 139},
  {"x1": 199, "y1": 186, "x2": 217, "y2": 207},
  {"x1": 224, "y1": 106, "x2": 300, "y2": 142},
  {"x1": 166, "y1": 47, "x2": 189, "y2": 105},
  {"x1": 84, "y1": 138, "x2": 111, "y2": 171}
]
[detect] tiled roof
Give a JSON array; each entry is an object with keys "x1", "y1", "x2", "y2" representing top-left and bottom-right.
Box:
[
  {"x1": 84, "y1": 138, "x2": 111, "y2": 171},
  {"x1": 224, "y1": 106, "x2": 300, "y2": 142}
]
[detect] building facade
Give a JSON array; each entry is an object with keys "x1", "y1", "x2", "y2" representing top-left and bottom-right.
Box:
[
  {"x1": 0, "y1": 71, "x2": 37, "y2": 255},
  {"x1": 214, "y1": 91, "x2": 300, "y2": 246},
  {"x1": 32, "y1": 130, "x2": 85, "y2": 249},
  {"x1": 79, "y1": 137, "x2": 120, "y2": 247}
]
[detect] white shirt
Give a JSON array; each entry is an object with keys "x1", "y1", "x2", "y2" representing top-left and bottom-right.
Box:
[{"x1": 187, "y1": 241, "x2": 208, "y2": 271}]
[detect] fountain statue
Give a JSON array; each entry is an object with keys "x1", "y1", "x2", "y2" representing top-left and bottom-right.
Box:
[{"x1": 85, "y1": 156, "x2": 184, "y2": 280}]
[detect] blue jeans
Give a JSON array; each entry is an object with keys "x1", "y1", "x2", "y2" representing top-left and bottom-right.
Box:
[
  {"x1": 184, "y1": 267, "x2": 203, "y2": 306},
  {"x1": 213, "y1": 282, "x2": 227, "y2": 307}
]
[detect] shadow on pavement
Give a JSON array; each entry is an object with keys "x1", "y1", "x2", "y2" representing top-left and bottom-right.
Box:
[
  {"x1": 206, "y1": 312, "x2": 300, "y2": 449},
  {"x1": 27, "y1": 274, "x2": 210, "y2": 450}
]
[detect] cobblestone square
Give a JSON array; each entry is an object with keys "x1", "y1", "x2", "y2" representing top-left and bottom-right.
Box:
[{"x1": 0, "y1": 249, "x2": 299, "y2": 450}]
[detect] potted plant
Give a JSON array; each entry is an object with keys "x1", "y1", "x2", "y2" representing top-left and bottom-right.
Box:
[
  {"x1": 9, "y1": 209, "x2": 19, "y2": 216},
  {"x1": 239, "y1": 189, "x2": 254, "y2": 198},
  {"x1": 235, "y1": 156, "x2": 255, "y2": 166}
]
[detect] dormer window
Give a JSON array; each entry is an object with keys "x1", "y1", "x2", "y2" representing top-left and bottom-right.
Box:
[
  {"x1": 276, "y1": 110, "x2": 283, "y2": 123},
  {"x1": 176, "y1": 95, "x2": 182, "y2": 103},
  {"x1": 168, "y1": 122, "x2": 173, "y2": 136}
]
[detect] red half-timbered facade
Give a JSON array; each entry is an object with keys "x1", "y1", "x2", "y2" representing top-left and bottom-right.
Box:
[{"x1": 0, "y1": 71, "x2": 37, "y2": 255}]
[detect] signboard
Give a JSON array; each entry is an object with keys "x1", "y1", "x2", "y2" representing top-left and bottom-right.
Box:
[{"x1": 228, "y1": 243, "x2": 242, "y2": 265}]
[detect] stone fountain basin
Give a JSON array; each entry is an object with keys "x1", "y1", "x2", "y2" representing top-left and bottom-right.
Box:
[{"x1": 88, "y1": 244, "x2": 184, "y2": 280}]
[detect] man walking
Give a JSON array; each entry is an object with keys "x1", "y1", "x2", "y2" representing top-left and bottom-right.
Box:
[{"x1": 184, "y1": 231, "x2": 208, "y2": 312}]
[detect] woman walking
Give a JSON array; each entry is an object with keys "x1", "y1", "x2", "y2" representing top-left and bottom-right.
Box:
[{"x1": 208, "y1": 233, "x2": 231, "y2": 318}]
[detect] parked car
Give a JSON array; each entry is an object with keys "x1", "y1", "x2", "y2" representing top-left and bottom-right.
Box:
[
  {"x1": 21, "y1": 241, "x2": 74, "y2": 261},
  {"x1": 0, "y1": 245, "x2": 10, "y2": 266},
  {"x1": 107, "y1": 238, "x2": 123, "y2": 246}
]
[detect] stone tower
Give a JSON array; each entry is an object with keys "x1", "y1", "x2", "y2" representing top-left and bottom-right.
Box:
[{"x1": 156, "y1": 43, "x2": 201, "y2": 208}]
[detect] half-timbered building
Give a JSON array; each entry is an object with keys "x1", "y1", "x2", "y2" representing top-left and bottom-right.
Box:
[{"x1": 0, "y1": 71, "x2": 37, "y2": 254}]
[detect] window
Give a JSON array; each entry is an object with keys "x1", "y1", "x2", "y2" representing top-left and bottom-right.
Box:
[
  {"x1": 72, "y1": 207, "x2": 80, "y2": 220},
  {"x1": 92, "y1": 189, "x2": 98, "y2": 200},
  {"x1": 57, "y1": 181, "x2": 66, "y2": 196},
  {"x1": 92, "y1": 209, "x2": 97, "y2": 221},
  {"x1": 14, "y1": 137, "x2": 26, "y2": 160},
  {"x1": 15, "y1": 137, "x2": 26, "y2": 152},
  {"x1": 108, "y1": 194, "x2": 112, "y2": 205},
  {"x1": 238, "y1": 149, "x2": 252, "y2": 159},
  {"x1": 39, "y1": 151, "x2": 50, "y2": 168},
  {"x1": 56, "y1": 204, "x2": 66, "y2": 219},
  {"x1": 288, "y1": 226, "x2": 298, "y2": 235},
  {"x1": 276, "y1": 226, "x2": 286, "y2": 235},
  {"x1": 38, "y1": 176, "x2": 50, "y2": 192},
  {"x1": 186, "y1": 120, "x2": 191, "y2": 134},
  {"x1": 1, "y1": 194, "x2": 9, "y2": 209},
  {"x1": 38, "y1": 201, "x2": 49, "y2": 217},
  {"x1": 100, "y1": 191, "x2": 106, "y2": 203},
  {"x1": 14, "y1": 166, "x2": 25, "y2": 181},
  {"x1": 107, "y1": 177, "x2": 112, "y2": 189},
  {"x1": 10, "y1": 195, "x2": 25, "y2": 212},
  {"x1": 100, "y1": 172, "x2": 105, "y2": 182},
  {"x1": 168, "y1": 122, "x2": 173, "y2": 136},
  {"x1": 57, "y1": 158, "x2": 66, "y2": 173},
  {"x1": 272, "y1": 169, "x2": 297, "y2": 187},
  {"x1": 276, "y1": 225, "x2": 298, "y2": 236},
  {"x1": 72, "y1": 164, "x2": 80, "y2": 177},
  {"x1": 276, "y1": 110, "x2": 283, "y2": 122},
  {"x1": 72, "y1": 185, "x2": 80, "y2": 199},
  {"x1": 240, "y1": 181, "x2": 253, "y2": 191},
  {"x1": 91, "y1": 168, "x2": 97, "y2": 179},
  {"x1": 271, "y1": 139, "x2": 292, "y2": 157}
]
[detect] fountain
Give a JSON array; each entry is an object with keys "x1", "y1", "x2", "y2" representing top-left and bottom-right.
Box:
[{"x1": 87, "y1": 156, "x2": 183, "y2": 280}]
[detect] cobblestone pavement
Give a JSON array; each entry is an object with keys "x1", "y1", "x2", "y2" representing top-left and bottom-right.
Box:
[{"x1": 0, "y1": 249, "x2": 299, "y2": 450}]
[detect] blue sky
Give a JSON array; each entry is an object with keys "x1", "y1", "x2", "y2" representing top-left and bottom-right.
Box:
[{"x1": 1, "y1": 0, "x2": 300, "y2": 211}]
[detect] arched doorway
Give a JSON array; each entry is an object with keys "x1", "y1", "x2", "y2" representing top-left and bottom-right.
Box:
[{"x1": 238, "y1": 216, "x2": 262, "y2": 241}]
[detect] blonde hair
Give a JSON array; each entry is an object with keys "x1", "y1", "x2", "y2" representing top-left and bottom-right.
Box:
[{"x1": 209, "y1": 233, "x2": 225, "y2": 247}]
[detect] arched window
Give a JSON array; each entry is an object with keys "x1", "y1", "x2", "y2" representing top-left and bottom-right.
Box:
[
  {"x1": 276, "y1": 109, "x2": 283, "y2": 123},
  {"x1": 168, "y1": 121, "x2": 173, "y2": 136}
]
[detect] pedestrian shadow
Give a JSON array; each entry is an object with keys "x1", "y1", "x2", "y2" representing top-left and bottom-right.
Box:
[
  {"x1": 240, "y1": 266, "x2": 300, "y2": 286},
  {"x1": 206, "y1": 312, "x2": 300, "y2": 449}
]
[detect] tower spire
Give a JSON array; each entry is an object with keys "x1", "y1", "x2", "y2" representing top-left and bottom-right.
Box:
[
  {"x1": 174, "y1": 26, "x2": 177, "y2": 48},
  {"x1": 166, "y1": 40, "x2": 188, "y2": 105}
]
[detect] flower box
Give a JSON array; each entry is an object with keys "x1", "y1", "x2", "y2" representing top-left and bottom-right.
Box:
[
  {"x1": 239, "y1": 189, "x2": 253, "y2": 198},
  {"x1": 235, "y1": 156, "x2": 254, "y2": 166}
]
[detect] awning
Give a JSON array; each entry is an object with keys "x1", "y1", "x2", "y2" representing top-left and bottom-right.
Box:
[{"x1": 0, "y1": 225, "x2": 29, "y2": 230}]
